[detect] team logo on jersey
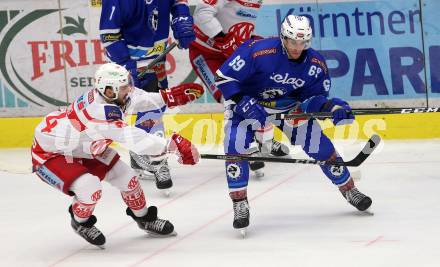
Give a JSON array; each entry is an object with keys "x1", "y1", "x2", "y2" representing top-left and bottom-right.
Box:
[
  {"x1": 270, "y1": 73, "x2": 305, "y2": 89},
  {"x1": 330, "y1": 166, "x2": 344, "y2": 177},
  {"x1": 145, "y1": 0, "x2": 153, "y2": 4},
  {"x1": 139, "y1": 119, "x2": 159, "y2": 130},
  {"x1": 227, "y1": 163, "x2": 242, "y2": 180},
  {"x1": 148, "y1": 7, "x2": 159, "y2": 32},
  {"x1": 259, "y1": 87, "x2": 286, "y2": 99}
]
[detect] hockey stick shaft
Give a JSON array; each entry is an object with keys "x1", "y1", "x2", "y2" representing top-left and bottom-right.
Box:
[
  {"x1": 276, "y1": 107, "x2": 440, "y2": 120},
  {"x1": 201, "y1": 134, "x2": 381, "y2": 167},
  {"x1": 138, "y1": 41, "x2": 178, "y2": 79}
]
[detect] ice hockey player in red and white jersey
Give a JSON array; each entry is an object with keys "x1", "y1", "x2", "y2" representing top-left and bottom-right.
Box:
[
  {"x1": 31, "y1": 63, "x2": 203, "y2": 247},
  {"x1": 189, "y1": 0, "x2": 289, "y2": 177}
]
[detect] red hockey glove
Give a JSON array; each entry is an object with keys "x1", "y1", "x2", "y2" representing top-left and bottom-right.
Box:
[
  {"x1": 213, "y1": 32, "x2": 241, "y2": 57},
  {"x1": 168, "y1": 133, "x2": 200, "y2": 165},
  {"x1": 160, "y1": 83, "x2": 204, "y2": 108}
]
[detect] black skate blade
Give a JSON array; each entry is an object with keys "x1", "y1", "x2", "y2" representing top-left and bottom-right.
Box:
[
  {"x1": 146, "y1": 230, "x2": 178, "y2": 238},
  {"x1": 160, "y1": 189, "x2": 171, "y2": 197},
  {"x1": 237, "y1": 228, "x2": 247, "y2": 238},
  {"x1": 137, "y1": 172, "x2": 155, "y2": 180},
  {"x1": 359, "y1": 209, "x2": 374, "y2": 216},
  {"x1": 252, "y1": 169, "x2": 264, "y2": 179},
  {"x1": 72, "y1": 230, "x2": 106, "y2": 248}
]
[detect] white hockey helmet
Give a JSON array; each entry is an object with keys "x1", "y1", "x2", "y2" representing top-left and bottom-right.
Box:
[
  {"x1": 280, "y1": 15, "x2": 312, "y2": 49},
  {"x1": 94, "y1": 63, "x2": 132, "y2": 101}
]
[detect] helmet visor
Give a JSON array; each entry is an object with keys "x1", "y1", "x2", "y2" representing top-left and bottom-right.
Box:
[{"x1": 282, "y1": 36, "x2": 310, "y2": 48}]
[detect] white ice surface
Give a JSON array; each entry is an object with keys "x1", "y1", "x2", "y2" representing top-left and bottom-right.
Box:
[{"x1": 1, "y1": 139, "x2": 440, "y2": 267}]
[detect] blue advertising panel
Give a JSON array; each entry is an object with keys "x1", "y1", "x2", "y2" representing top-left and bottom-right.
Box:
[
  {"x1": 256, "y1": 0, "x2": 432, "y2": 107},
  {"x1": 421, "y1": 0, "x2": 440, "y2": 105}
]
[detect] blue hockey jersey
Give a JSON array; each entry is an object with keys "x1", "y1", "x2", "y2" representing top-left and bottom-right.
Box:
[
  {"x1": 215, "y1": 37, "x2": 332, "y2": 113},
  {"x1": 99, "y1": 0, "x2": 190, "y2": 67}
]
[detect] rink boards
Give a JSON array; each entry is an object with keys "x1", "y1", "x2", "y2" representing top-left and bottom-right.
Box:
[
  {"x1": 1, "y1": 0, "x2": 440, "y2": 147},
  {"x1": 1, "y1": 112, "x2": 439, "y2": 148}
]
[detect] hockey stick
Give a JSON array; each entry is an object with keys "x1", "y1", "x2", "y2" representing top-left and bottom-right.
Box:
[
  {"x1": 138, "y1": 41, "x2": 178, "y2": 79},
  {"x1": 275, "y1": 107, "x2": 440, "y2": 120},
  {"x1": 201, "y1": 134, "x2": 381, "y2": 167}
]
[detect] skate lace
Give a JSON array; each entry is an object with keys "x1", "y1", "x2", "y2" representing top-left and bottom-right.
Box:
[
  {"x1": 345, "y1": 188, "x2": 365, "y2": 206},
  {"x1": 146, "y1": 219, "x2": 167, "y2": 232},
  {"x1": 155, "y1": 164, "x2": 171, "y2": 182},
  {"x1": 272, "y1": 141, "x2": 281, "y2": 152},
  {"x1": 233, "y1": 200, "x2": 249, "y2": 220},
  {"x1": 78, "y1": 225, "x2": 102, "y2": 240},
  {"x1": 131, "y1": 153, "x2": 154, "y2": 172}
]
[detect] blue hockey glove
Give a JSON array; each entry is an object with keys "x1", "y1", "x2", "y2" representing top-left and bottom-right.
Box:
[
  {"x1": 171, "y1": 16, "x2": 195, "y2": 49},
  {"x1": 328, "y1": 98, "x2": 354, "y2": 125},
  {"x1": 233, "y1": 96, "x2": 268, "y2": 127},
  {"x1": 122, "y1": 60, "x2": 141, "y2": 88}
]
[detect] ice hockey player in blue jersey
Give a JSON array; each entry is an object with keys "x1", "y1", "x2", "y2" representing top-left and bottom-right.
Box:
[
  {"x1": 99, "y1": 0, "x2": 196, "y2": 194},
  {"x1": 215, "y1": 15, "x2": 372, "y2": 235}
]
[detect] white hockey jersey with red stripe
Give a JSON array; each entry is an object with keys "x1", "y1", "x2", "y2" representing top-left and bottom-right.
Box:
[
  {"x1": 32, "y1": 88, "x2": 168, "y2": 167},
  {"x1": 193, "y1": 0, "x2": 262, "y2": 53}
]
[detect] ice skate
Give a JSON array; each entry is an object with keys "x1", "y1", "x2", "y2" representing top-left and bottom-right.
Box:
[
  {"x1": 339, "y1": 179, "x2": 373, "y2": 214},
  {"x1": 68, "y1": 206, "x2": 106, "y2": 248},
  {"x1": 130, "y1": 152, "x2": 155, "y2": 180},
  {"x1": 152, "y1": 160, "x2": 173, "y2": 196},
  {"x1": 232, "y1": 198, "x2": 250, "y2": 237},
  {"x1": 134, "y1": 169, "x2": 155, "y2": 180},
  {"x1": 126, "y1": 206, "x2": 177, "y2": 237},
  {"x1": 130, "y1": 152, "x2": 173, "y2": 196},
  {"x1": 270, "y1": 140, "x2": 290, "y2": 157}
]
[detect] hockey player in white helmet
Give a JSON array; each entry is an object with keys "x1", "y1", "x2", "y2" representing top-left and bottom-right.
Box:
[
  {"x1": 189, "y1": 0, "x2": 290, "y2": 179},
  {"x1": 280, "y1": 15, "x2": 313, "y2": 59},
  {"x1": 31, "y1": 63, "x2": 203, "y2": 247},
  {"x1": 215, "y1": 15, "x2": 372, "y2": 236},
  {"x1": 100, "y1": 0, "x2": 197, "y2": 194}
]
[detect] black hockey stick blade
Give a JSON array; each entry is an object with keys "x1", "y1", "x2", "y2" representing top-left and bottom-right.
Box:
[
  {"x1": 332, "y1": 134, "x2": 381, "y2": 167},
  {"x1": 200, "y1": 134, "x2": 381, "y2": 167}
]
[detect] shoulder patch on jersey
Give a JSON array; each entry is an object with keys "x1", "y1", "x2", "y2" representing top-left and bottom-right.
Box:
[
  {"x1": 100, "y1": 32, "x2": 122, "y2": 43},
  {"x1": 311, "y1": 57, "x2": 328, "y2": 74},
  {"x1": 104, "y1": 105, "x2": 123, "y2": 121},
  {"x1": 203, "y1": 0, "x2": 217, "y2": 5},
  {"x1": 252, "y1": 48, "x2": 277, "y2": 58}
]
